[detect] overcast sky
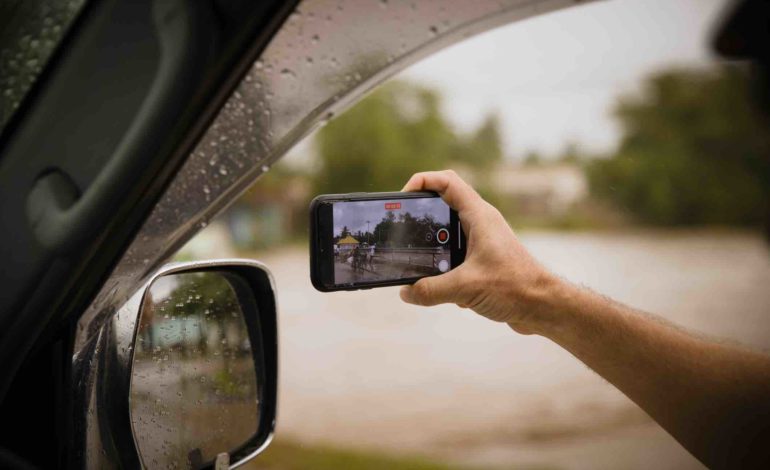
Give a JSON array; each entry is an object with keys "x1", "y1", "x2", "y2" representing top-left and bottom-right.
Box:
[
  {"x1": 398, "y1": 0, "x2": 732, "y2": 159},
  {"x1": 334, "y1": 198, "x2": 449, "y2": 236}
]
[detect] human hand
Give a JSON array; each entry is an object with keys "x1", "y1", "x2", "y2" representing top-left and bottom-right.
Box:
[{"x1": 399, "y1": 170, "x2": 560, "y2": 334}]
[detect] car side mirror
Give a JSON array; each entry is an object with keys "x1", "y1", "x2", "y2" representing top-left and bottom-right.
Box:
[{"x1": 97, "y1": 260, "x2": 278, "y2": 469}]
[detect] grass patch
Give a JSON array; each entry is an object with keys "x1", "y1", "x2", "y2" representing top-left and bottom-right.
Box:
[{"x1": 243, "y1": 438, "x2": 473, "y2": 470}]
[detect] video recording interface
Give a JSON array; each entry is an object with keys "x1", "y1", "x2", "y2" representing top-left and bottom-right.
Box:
[{"x1": 332, "y1": 197, "x2": 452, "y2": 285}]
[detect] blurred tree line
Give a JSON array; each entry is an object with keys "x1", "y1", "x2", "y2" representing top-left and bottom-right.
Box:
[
  {"x1": 231, "y1": 65, "x2": 770, "y2": 250},
  {"x1": 587, "y1": 65, "x2": 770, "y2": 228},
  {"x1": 313, "y1": 81, "x2": 502, "y2": 194}
]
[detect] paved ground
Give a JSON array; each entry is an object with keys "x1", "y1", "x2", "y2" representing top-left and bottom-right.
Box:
[
  {"x1": 250, "y1": 230, "x2": 770, "y2": 469},
  {"x1": 131, "y1": 356, "x2": 258, "y2": 468}
]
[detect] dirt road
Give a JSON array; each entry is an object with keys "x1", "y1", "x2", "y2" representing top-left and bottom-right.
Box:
[{"x1": 252, "y1": 230, "x2": 770, "y2": 469}]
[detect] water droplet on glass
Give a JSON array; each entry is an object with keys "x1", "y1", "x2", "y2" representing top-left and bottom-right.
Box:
[
  {"x1": 202, "y1": 185, "x2": 210, "y2": 194},
  {"x1": 261, "y1": 165, "x2": 270, "y2": 173},
  {"x1": 218, "y1": 165, "x2": 228, "y2": 176}
]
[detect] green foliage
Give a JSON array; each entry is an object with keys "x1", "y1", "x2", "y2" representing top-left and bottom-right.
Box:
[
  {"x1": 160, "y1": 272, "x2": 238, "y2": 321},
  {"x1": 370, "y1": 211, "x2": 448, "y2": 248},
  {"x1": 313, "y1": 81, "x2": 502, "y2": 194},
  {"x1": 453, "y1": 113, "x2": 503, "y2": 168},
  {"x1": 212, "y1": 368, "x2": 248, "y2": 398},
  {"x1": 249, "y1": 439, "x2": 479, "y2": 470},
  {"x1": 587, "y1": 66, "x2": 770, "y2": 226}
]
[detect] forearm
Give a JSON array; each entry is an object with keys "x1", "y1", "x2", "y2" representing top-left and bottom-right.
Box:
[
  {"x1": 399, "y1": 170, "x2": 770, "y2": 465},
  {"x1": 521, "y1": 276, "x2": 770, "y2": 468}
]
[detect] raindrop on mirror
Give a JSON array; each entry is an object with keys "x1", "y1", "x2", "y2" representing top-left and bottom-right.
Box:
[{"x1": 130, "y1": 271, "x2": 261, "y2": 468}]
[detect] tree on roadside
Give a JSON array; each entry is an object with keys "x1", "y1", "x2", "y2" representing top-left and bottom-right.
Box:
[{"x1": 587, "y1": 65, "x2": 770, "y2": 228}]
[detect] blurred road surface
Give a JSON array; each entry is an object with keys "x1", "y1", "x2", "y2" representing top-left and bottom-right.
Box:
[{"x1": 252, "y1": 230, "x2": 770, "y2": 470}]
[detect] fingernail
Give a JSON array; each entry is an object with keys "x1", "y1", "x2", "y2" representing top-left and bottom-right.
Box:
[{"x1": 400, "y1": 286, "x2": 414, "y2": 303}]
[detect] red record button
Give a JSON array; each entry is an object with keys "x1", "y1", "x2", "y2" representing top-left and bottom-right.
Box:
[{"x1": 436, "y1": 228, "x2": 449, "y2": 244}]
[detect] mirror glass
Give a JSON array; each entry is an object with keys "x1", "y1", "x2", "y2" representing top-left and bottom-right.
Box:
[{"x1": 130, "y1": 270, "x2": 261, "y2": 469}]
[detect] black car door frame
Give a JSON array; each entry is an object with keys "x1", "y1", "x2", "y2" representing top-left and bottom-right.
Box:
[{"x1": 0, "y1": 0, "x2": 298, "y2": 467}]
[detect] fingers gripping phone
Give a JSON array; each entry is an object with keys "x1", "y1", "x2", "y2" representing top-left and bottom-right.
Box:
[{"x1": 310, "y1": 191, "x2": 467, "y2": 292}]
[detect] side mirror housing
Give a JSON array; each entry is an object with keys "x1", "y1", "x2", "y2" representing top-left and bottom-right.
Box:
[{"x1": 75, "y1": 260, "x2": 278, "y2": 469}]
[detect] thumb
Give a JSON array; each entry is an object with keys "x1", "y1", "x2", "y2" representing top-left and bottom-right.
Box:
[{"x1": 400, "y1": 272, "x2": 459, "y2": 306}]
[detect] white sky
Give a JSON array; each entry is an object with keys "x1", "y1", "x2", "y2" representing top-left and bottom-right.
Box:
[{"x1": 398, "y1": 0, "x2": 732, "y2": 159}]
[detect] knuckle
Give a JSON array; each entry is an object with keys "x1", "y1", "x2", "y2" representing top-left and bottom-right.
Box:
[{"x1": 413, "y1": 281, "x2": 432, "y2": 304}]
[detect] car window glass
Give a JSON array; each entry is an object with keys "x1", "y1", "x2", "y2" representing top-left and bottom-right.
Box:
[{"x1": 0, "y1": 0, "x2": 87, "y2": 136}]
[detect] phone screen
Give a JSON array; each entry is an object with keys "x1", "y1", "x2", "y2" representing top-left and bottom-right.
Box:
[{"x1": 331, "y1": 197, "x2": 454, "y2": 285}]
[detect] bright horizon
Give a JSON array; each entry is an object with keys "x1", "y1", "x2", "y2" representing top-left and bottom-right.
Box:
[{"x1": 398, "y1": 0, "x2": 730, "y2": 160}]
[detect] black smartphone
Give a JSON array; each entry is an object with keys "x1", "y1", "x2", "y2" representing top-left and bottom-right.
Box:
[{"x1": 310, "y1": 191, "x2": 466, "y2": 292}]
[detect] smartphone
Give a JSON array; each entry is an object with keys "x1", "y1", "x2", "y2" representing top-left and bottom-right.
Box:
[{"x1": 310, "y1": 191, "x2": 466, "y2": 292}]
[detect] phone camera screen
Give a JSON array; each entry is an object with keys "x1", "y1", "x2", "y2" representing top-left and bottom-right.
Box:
[{"x1": 332, "y1": 197, "x2": 452, "y2": 285}]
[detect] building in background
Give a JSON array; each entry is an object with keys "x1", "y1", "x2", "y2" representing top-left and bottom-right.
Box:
[{"x1": 492, "y1": 163, "x2": 587, "y2": 217}]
